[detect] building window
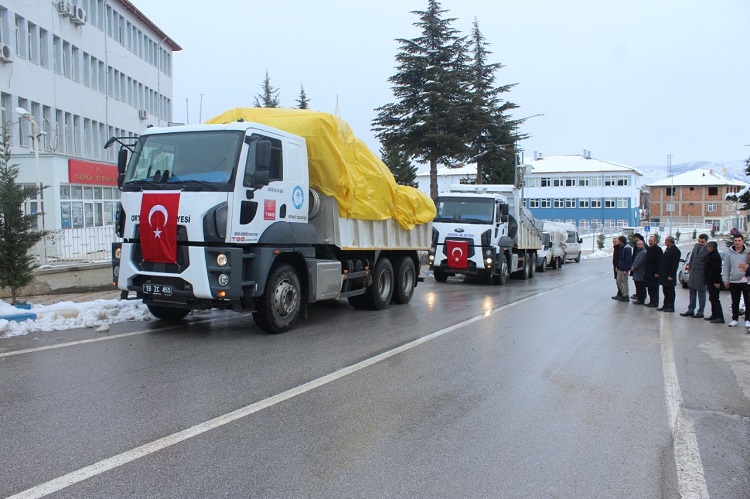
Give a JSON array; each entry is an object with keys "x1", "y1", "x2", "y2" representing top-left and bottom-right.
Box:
[
  {"x1": 591, "y1": 198, "x2": 602, "y2": 208},
  {"x1": 666, "y1": 187, "x2": 675, "y2": 196},
  {"x1": 540, "y1": 177, "x2": 551, "y2": 187},
  {"x1": 39, "y1": 28, "x2": 48, "y2": 67},
  {"x1": 527, "y1": 177, "x2": 540, "y2": 188},
  {"x1": 666, "y1": 202, "x2": 675, "y2": 212},
  {"x1": 590, "y1": 176, "x2": 602, "y2": 187},
  {"x1": 53, "y1": 36, "x2": 61, "y2": 73},
  {"x1": 565, "y1": 198, "x2": 576, "y2": 208},
  {"x1": 553, "y1": 198, "x2": 564, "y2": 208},
  {"x1": 59, "y1": 185, "x2": 120, "y2": 229},
  {"x1": 617, "y1": 219, "x2": 628, "y2": 228},
  {"x1": 707, "y1": 203, "x2": 717, "y2": 212},
  {"x1": 553, "y1": 177, "x2": 563, "y2": 187},
  {"x1": 579, "y1": 198, "x2": 590, "y2": 208},
  {"x1": 564, "y1": 176, "x2": 576, "y2": 187},
  {"x1": 604, "y1": 219, "x2": 615, "y2": 229},
  {"x1": 708, "y1": 187, "x2": 718, "y2": 196},
  {"x1": 528, "y1": 198, "x2": 539, "y2": 208},
  {"x1": 62, "y1": 41, "x2": 71, "y2": 78},
  {"x1": 604, "y1": 198, "x2": 616, "y2": 208},
  {"x1": 617, "y1": 198, "x2": 628, "y2": 208},
  {"x1": 578, "y1": 176, "x2": 590, "y2": 187},
  {"x1": 540, "y1": 198, "x2": 551, "y2": 208}
]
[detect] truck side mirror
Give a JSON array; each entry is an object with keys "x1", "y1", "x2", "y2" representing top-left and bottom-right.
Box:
[
  {"x1": 117, "y1": 148, "x2": 128, "y2": 188},
  {"x1": 255, "y1": 140, "x2": 271, "y2": 172}
]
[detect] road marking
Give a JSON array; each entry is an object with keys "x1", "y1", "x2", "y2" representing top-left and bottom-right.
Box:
[
  {"x1": 659, "y1": 315, "x2": 709, "y2": 498},
  {"x1": 8, "y1": 277, "x2": 601, "y2": 498}
]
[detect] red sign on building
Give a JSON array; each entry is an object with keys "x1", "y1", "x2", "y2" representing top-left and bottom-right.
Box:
[{"x1": 68, "y1": 160, "x2": 118, "y2": 186}]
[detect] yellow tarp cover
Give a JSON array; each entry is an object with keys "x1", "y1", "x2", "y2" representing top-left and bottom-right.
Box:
[{"x1": 205, "y1": 108, "x2": 435, "y2": 230}]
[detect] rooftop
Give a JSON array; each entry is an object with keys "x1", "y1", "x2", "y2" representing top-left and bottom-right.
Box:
[
  {"x1": 523, "y1": 154, "x2": 641, "y2": 175},
  {"x1": 648, "y1": 168, "x2": 747, "y2": 187}
]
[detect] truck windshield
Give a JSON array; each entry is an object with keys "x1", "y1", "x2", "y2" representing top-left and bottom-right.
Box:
[
  {"x1": 434, "y1": 197, "x2": 495, "y2": 224},
  {"x1": 123, "y1": 131, "x2": 244, "y2": 191}
]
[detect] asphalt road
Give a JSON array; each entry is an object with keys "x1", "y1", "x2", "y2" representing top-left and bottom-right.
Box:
[{"x1": 1, "y1": 257, "x2": 748, "y2": 498}]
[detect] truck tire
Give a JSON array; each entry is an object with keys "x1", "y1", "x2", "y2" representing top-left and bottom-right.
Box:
[
  {"x1": 492, "y1": 256, "x2": 508, "y2": 285},
  {"x1": 392, "y1": 256, "x2": 416, "y2": 305},
  {"x1": 433, "y1": 268, "x2": 448, "y2": 282},
  {"x1": 574, "y1": 252, "x2": 581, "y2": 263},
  {"x1": 363, "y1": 257, "x2": 394, "y2": 310},
  {"x1": 551, "y1": 256, "x2": 559, "y2": 270},
  {"x1": 147, "y1": 305, "x2": 190, "y2": 321},
  {"x1": 347, "y1": 293, "x2": 368, "y2": 309},
  {"x1": 528, "y1": 253, "x2": 536, "y2": 279},
  {"x1": 253, "y1": 263, "x2": 301, "y2": 333}
]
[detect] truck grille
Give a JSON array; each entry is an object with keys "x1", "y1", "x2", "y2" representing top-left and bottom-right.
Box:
[{"x1": 133, "y1": 225, "x2": 190, "y2": 273}]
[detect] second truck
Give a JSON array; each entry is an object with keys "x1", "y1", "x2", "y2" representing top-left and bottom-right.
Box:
[{"x1": 428, "y1": 184, "x2": 544, "y2": 284}]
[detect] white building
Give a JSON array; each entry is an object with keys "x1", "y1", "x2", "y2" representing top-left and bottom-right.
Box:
[
  {"x1": 1, "y1": 0, "x2": 179, "y2": 258},
  {"x1": 522, "y1": 152, "x2": 643, "y2": 230}
]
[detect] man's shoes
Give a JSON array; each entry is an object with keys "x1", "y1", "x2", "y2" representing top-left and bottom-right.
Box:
[
  {"x1": 711, "y1": 318, "x2": 725, "y2": 324},
  {"x1": 633, "y1": 301, "x2": 644, "y2": 305},
  {"x1": 728, "y1": 320, "x2": 739, "y2": 327},
  {"x1": 657, "y1": 306, "x2": 666, "y2": 311},
  {"x1": 619, "y1": 297, "x2": 629, "y2": 302},
  {"x1": 646, "y1": 303, "x2": 658, "y2": 308},
  {"x1": 692, "y1": 313, "x2": 704, "y2": 319},
  {"x1": 630, "y1": 294, "x2": 638, "y2": 299},
  {"x1": 664, "y1": 307, "x2": 675, "y2": 312},
  {"x1": 704, "y1": 316, "x2": 715, "y2": 321},
  {"x1": 680, "y1": 311, "x2": 694, "y2": 317},
  {"x1": 611, "y1": 295, "x2": 621, "y2": 300}
]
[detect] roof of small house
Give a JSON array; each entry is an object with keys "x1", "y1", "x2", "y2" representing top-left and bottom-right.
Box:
[{"x1": 647, "y1": 168, "x2": 746, "y2": 187}]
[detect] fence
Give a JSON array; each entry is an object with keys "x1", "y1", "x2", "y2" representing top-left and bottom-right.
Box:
[{"x1": 34, "y1": 226, "x2": 119, "y2": 264}]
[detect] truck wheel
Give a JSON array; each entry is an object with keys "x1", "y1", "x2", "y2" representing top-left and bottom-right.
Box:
[
  {"x1": 433, "y1": 268, "x2": 448, "y2": 282},
  {"x1": 574, "y1": 252, "x2": 581, "y2": 263},
  {"x1": 551, "y1": 256, "x2": 559, "y2": 270},
  {"x1": 492, "y1": 256, "x2": 508, "y2": 285},
  {"x1": 364, "y1": 257, "x2": 394, "y2": 310},
  {"x1": 253, "y1": 263, "x2": 301, "y2": 333},
  {"x1": 528, "y1": 253, "x2": 536, "y2": 279},
  {"x1": 537, "y1": 256, "x2": 547, "y2": 273},
  {"x1": 347, "y1": 293, "x2": 368, "y2": 309},
  {"x1": 392, "y1": 257, "x2": 416, "y2": 304},
  {"x1": 147, "y1": 305, "x2": 190, "y2": 321}
]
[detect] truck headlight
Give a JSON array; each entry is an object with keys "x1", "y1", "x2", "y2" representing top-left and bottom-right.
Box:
[
  {"x1": 485, "y1": 257, "x2": 493, "y2": 265},
  {"x1": 428, "y1": 253, "x2": 434, "y2": 261},
  {"x1": 218, "y1": 273, "x2": 229, "y2": 286},
  {"x1": 216, "y1": 253, "x2": 228, "y2": 267}
]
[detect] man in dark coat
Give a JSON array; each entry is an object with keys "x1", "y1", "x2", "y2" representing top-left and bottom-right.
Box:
[
  {"x1": 657, "y1": 235, "x2": 681, "y2": 312},
  {"x1": 703, "y1": 240, "x2": 725, "y2": 323},
  {"x1": 644, "y1": 234, "x2": 663, "y2": 307},
  {"x1": 630, "y1": 239, "x2": 647, "y2": 304},
  {"x1": 611, "y1": 237, "x2": 623, "y2": 299},
  {"x1": 680, "y1": 233, "x2": 708, "y2": 318}
]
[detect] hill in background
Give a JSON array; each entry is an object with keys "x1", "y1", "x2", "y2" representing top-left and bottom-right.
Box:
[{"x1": 636, "y1": 159, "x2": 748, "y2": 185}]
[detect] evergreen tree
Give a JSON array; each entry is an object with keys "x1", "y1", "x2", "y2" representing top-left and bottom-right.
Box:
[
  {"x1": 466, "y1": 19, "x2": 524, "y2": 185},
  {"x1": 295, "y1": 85, "x2": 310, "y2": 109},
  {"x1": 0, "y1": 122, "x2": 45, "y2": 304},
  {"x1": 372, "y1": 0, "x2": 472, "y2": 200},
  {"x1": 380, "y1": 141, "x2": 418, "y2": 188},
  {"x1": 736, "y1": 155, "x2": 750, "y2": 210},
  {"x1": 254, "y1": 69, "x2": 281, "y2": 108}
]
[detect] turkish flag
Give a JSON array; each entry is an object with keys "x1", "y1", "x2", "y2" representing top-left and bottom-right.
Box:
[
  {"x1": 139, "y1": 191, "x2": 181, "y2": 263},
  {"x1": 446, "y1": 240, "x2": 469, "y2": 269}
]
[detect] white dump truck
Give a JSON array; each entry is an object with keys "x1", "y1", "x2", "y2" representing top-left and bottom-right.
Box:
[
  {"x1": 428, "y1": 184, "x2": 544, "y2": 284},
  {"x1": 109, "y1": 109, "x2": 435, "y2": 333},
  {"x1": 544, "y1": 221, "x2": 582, "y2": 263}
]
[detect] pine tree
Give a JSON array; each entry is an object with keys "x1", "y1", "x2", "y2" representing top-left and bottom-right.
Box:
[
  {"x1": 380, "y1": 141, "x2": 418, "y2": 188},
  {"x1": 372, "y1": 0, "x2": 472, "y2": 200},
  {"x1": 0, "y1": 122, "x2": 45, "y2": 304},
  {"x1": 466, "y1": 19, "x2": 523, "y2": 185},
  {"x1": 736, "y1": 155, "x2": 750, "y2": 210},
  {"x1": 254, "y1": 69, "x2": 281, "y2": 108},
  {"x1": 296, "y1": 85, "x2": 310, "y2": 109}
]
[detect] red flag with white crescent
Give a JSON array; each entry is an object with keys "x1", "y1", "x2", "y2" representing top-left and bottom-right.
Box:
[
  {"x1": 139, "y1": 191, "x2": 181, "y2": 263},
  {"x1": 446, "y1": 240, "x2": 468, "y2": 269}
]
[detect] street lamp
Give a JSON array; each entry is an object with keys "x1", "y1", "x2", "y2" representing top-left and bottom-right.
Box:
[
  {"x1": 512, "y1": 113, "x2": 545, "y2": 204},
  {"x1": 15, "y1": 106, "x2": 47, "y2": 264}
]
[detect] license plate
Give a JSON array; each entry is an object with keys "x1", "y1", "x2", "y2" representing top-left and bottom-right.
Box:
[{"x1": 143, "y1": 284, "x2": 173, "y2": 296}]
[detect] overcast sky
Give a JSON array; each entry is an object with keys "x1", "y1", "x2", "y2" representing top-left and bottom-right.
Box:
[{"x1": 137, "y1": 0, "x2": 750, "y2": 168}]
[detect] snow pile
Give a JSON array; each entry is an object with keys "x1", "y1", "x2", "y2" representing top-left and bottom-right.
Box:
[
  {"x1": 0, "y1": 298, "x2": 153, "y2": 338},
  {"x1": 582, "y1": 249, "x2": 611, "y2": 260}
]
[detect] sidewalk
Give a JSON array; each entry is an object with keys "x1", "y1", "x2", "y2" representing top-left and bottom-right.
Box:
[{"x1": 23, "y1": 288, "x2": 123, "y2": 306}]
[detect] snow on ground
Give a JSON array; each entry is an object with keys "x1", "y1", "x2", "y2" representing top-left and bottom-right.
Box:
[
  {"x1": 0, "y1": 298, "x2": 153, "y2": 338},
  {"x1": 0, "y1": 246, "x2": 629, "y2": 339}
]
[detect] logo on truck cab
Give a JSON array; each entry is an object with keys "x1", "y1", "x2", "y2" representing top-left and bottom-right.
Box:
[{"x1": 264, "y1": 199, "x2": 276, "y2": 220}]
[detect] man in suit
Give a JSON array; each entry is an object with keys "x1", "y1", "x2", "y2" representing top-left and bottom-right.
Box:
[
  {"x1": 644, "y1": 234, "x2": 663, "y2": 308},
  {"x1": 657, "y1": 235, "x2": 681, "y2": 312},
  {"x1": 680, "y1": 234, "x2": 708, "y2": 318}
]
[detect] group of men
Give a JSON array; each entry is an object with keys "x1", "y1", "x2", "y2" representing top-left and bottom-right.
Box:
[{"x1": 612, "y1": 231, "x2": 750, "y2": 328}]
